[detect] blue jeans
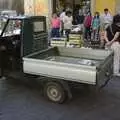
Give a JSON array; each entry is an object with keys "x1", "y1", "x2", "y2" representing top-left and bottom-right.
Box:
[{"x1": 51, "y1": 28, "x2": 60, "y2": 38}]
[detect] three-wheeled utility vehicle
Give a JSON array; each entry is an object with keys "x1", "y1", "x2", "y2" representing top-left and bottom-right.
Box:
[{"x1": 0, "y1": 16, "x2": 113, "y2": 103}]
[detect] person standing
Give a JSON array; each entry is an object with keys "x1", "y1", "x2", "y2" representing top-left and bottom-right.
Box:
[
  {"x1": 60, "y1": 9, "x2": 66, "y2": 36},
  {"x1": 63, "y1": 11, "x2": 73, "y2": 41},
  {"x1": 84, "y1": 12, "x2": 92, "y2": 40},
  {"x1": 91, "y1": 12, "x2": 100, "y2": 41},
  {"x1": 78, "y1": 9, "x2": 85, "y2": 24},
  {"x1": 74, "y1": 8, "x2": 84, "y2": 25},
  {"x1": 51, "y1": 13, "x2": 61, "y2": 38},
  {"x1": 104, "y1": 14, "x2": 120, "y2": 76},
  {"x1": 60, "y1": 9, "x2": 66, "y2": 20},
  {"x1": 101, "y1": 8, "x2": 113, "y2": 30}
]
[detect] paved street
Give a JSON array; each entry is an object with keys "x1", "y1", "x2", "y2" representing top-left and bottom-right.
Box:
[{"x1": 1, "y1": 77, "x2": 120, "y2": 120}]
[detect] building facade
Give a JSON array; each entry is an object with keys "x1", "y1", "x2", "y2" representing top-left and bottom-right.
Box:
[
  {"x1": 91, "y1": 0, "x2": 120, "y2": 15},
  {"x1": 0, "y1": 0, "x2": 119, "y2": 16},
  {"x1": 0, "y1": 0, "x2": 12, "y2": 9},
  {"x1": 0, "y1": 0, "x2": 24, "y2": 14}
]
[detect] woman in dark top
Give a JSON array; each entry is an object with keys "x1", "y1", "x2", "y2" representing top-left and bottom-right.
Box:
[
  {"x1": 104, "y1": 14, "x2": 120, "y2": 76},
  {"x1": 105, "y1": 23, "x2": 120, "y2": 42}
]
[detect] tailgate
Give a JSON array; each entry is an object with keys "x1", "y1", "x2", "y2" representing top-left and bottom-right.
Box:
[{"x1": 96, "y1": 53, "x2": 113, "y2": 87}]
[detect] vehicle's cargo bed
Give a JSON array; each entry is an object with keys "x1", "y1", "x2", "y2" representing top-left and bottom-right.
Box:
[
  {"x1": 23, "y1": 47, "x2": 113, "y2": 85},
  {"x1": 34, "y1": 55, "x2": 102, "y2": 66}
]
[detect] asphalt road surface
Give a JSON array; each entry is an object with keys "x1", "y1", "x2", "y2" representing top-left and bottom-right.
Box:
[{"x1": 1, "y1": 76, "x2": 120, "y2": 120}]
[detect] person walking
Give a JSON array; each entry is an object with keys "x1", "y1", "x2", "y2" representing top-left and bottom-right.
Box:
[
  {"x1": 51, "y1": 13, "x2": 61, "y2": 38},
  {"x1": 84, "y1": 12, "x2": 92, "y2": 41},
  {"x1": 91, "y1": 12, "x2": 100, "y2": 41},
  {"x1": 63, "y1": 11, "x2": 73, "y2": 41},
  {"x1": 60, "y1": 9, "x2": 66, "y2": 36},
  {"x1": 104, "y1": 14, "x2": 120, "y2": 76}
]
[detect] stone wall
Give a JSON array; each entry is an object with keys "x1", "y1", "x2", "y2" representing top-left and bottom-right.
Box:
[{"x1": 0, "y1": 0, "x2": 24, "y2": 14}]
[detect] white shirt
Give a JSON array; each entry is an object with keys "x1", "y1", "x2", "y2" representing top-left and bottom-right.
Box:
[
  {"x1": 63, "y1": 16, "x2": 73, "y2": 29},
  {"x1": 60, "y1": 12, "x2": 66, "y2": 21},
  {"x1": 101, "y1": 13, "x2": 113, "y2": 24}
]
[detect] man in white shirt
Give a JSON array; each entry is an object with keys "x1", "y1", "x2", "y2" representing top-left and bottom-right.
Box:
[
  {"x1": 101, "y1": 8, "x2": 113, "y2": 30},
  {"x1": 63, "y1": 11, "x2": 73, "y2": 41},
  {"x1": 63, "y1": 11, "x2": 73, "y2": 29}
]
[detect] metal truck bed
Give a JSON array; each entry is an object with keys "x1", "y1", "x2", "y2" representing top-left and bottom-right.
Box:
[
  {"x1": 23, "y1": 47, "x2": 113, "y2": 86},
  {"x1": 45, "y1": 56, "x2": 102, "y2": 66}
]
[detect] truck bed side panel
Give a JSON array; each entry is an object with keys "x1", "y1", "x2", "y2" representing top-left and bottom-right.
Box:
[{"x1": 23, "y1": 58, "x2": 96, "y2": 85}]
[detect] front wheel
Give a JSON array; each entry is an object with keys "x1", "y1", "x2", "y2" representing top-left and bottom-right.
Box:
[{"x1": 44, "y1": 81, "x2": 66, "y2": 104}]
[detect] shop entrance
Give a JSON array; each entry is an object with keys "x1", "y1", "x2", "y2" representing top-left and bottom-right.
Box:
[{"x1": 52, "y1": 0, "x2": 91, "y2": 15}]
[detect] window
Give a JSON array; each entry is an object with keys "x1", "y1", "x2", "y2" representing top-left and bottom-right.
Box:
[
  {"x1": 33, "y1": 21, "x2": 44, "y2": 32},
  {"x1": 0, "y1": 19, "x2": 21, "y2": 36}
]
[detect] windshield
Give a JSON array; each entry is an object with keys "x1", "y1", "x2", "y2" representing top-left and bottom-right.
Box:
[{"x1": 0, "y1": 18, "x2": 21, "y2": 36}]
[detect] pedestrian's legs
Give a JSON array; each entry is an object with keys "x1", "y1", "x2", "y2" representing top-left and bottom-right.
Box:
[
  {"x1": 92, "y1": 30, "x2": 96, "y2": 40},
  {"x1": 97, "y1": 28, "x2": 100, "y2": 41},
  {"x1": 111, "y1": 42, "x2": 120, "y2": 74},
  {"x1": 51, "y1": 28, "x2": 55, "y2": 38},
  {"x1": 84, "y1": 27, "x2": 91, "y2": 40},
  {"x1": 84, "y1": 27, "x2": 87, "y2": 40},
  {"x1": 94, "y1": 29, "x2": 99, "y2": 41},
  {"x1": 55, "y1": 28, "x2": 60, "y2": 38},
  {"x1": 65, "y1": 29, "x2": 70, "y2": 41},
  {"x1": 88, "y1": 27, "x2": 91, "y2": 40},
  {"x1": 61, "y1": 21, "x2": 64, "y2": 36}
]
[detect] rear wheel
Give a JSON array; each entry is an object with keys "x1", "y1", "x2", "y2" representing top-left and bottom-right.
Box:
[{"x1": 44, "y1": 81, "x2": 66, "y2": 103}]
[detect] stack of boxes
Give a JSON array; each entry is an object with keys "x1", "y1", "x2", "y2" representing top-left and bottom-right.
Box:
[
  {"x1": 69, "y1": 34, "x2": 83, "y2": 48},
  {"x1": 51, "y1": 37, "x2": 67, "y2": 47}
]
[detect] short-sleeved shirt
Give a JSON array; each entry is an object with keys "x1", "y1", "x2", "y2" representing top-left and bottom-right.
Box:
[
  {"x1": 51, "y1": 18, "x2": 61, "y2": 28},
  {"x1": 63, "y1": 16, "x2": 73, "y2": 30},
  {"x1": 106, "y1": 24, "x2": 120, "y2": 41},
  {"x1": 92, "y1": 17, "x2": 100, "y2": 30},
  {"x1": 101, "y1": 13, "x2": 113, "y2": 24}
]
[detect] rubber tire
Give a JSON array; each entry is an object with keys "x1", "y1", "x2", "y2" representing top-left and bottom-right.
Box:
[{"x1": 44, "y1": 81, "x2": 66, "y2": 104}]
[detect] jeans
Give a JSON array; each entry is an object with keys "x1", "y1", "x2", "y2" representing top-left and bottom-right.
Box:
[{"x1": 51, "y1": 28, "x2": 60, "y2": 38}]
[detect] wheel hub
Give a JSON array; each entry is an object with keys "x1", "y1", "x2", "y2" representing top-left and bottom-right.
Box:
[{"x1": 47, "y1": 86, "x2": 62, "y2": 102}]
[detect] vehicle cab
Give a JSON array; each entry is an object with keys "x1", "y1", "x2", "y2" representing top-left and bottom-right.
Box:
[{"x1": 0, "y1": 16, "x2": 48, "y2": 75}]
